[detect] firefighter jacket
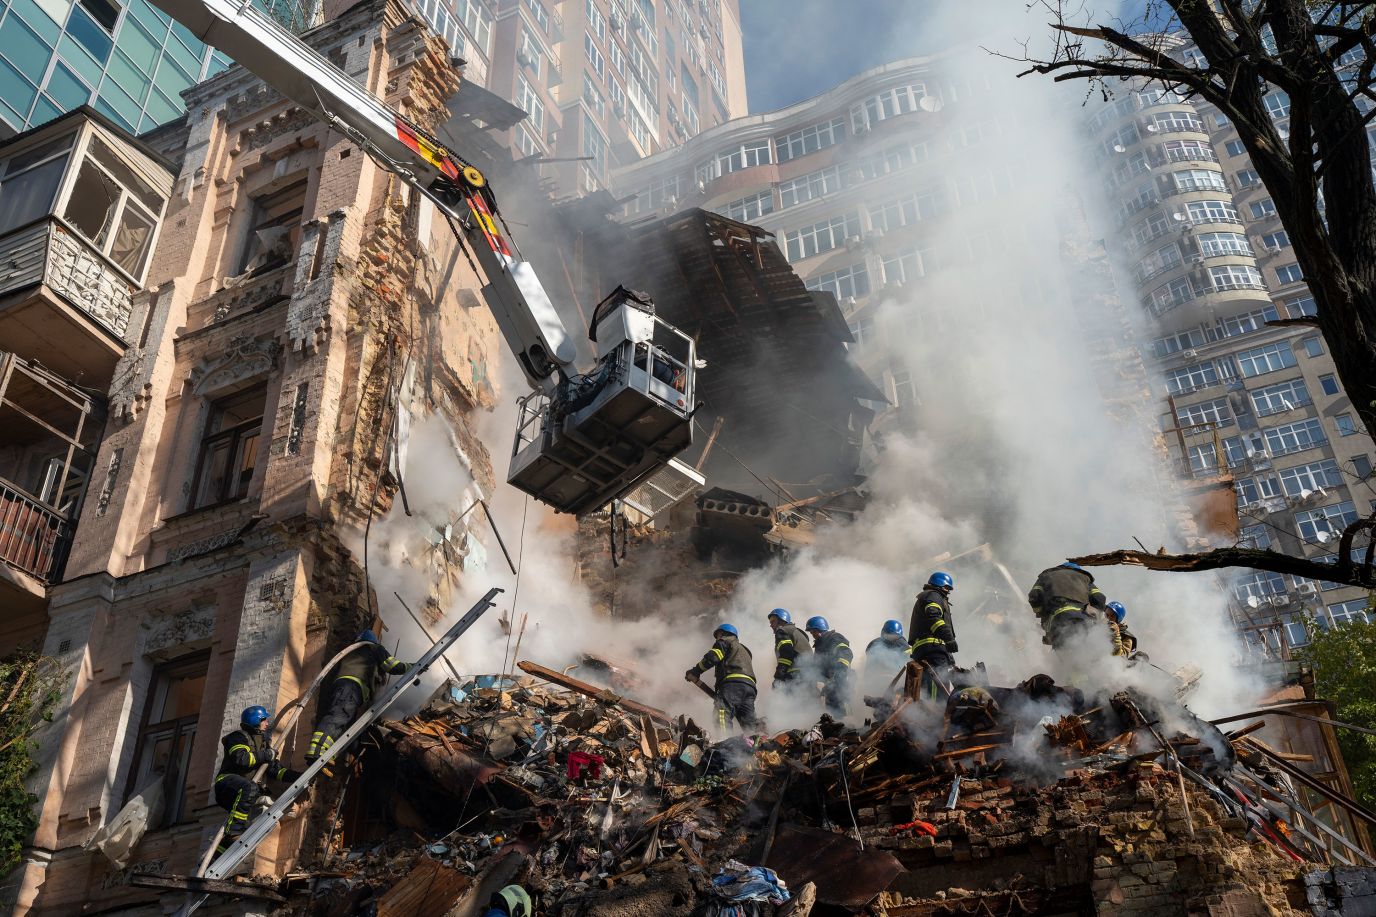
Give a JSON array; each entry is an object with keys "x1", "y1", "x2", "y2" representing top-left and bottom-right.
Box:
[
  {"x1": 908, "y1": 588, "x2": 957, "y2": 656},
  {"x1": 772, "y1": 622, "x2": 812, "y2": 681},
  {"x1": 689, "y1": 635, "x2": 756, "y2": 691},
  {"x1": 216, "y1": 728, "x2": 294, "y2": 783},
  {"x1": 1027, "y1": 566, "x2": 1106, "y2": 624},
  {"x1": 812, "y1": 630, "x2": 854, "y2": 680},
  {"x1": 865, "y1": 633, "x2": 910, "y2": 657},
  {"x1": 1111, "y1": 621, "x2": 1139, "y2": 657},
  {"x1": 335, "y1": 643, "x2": 413, "y2": 704}
]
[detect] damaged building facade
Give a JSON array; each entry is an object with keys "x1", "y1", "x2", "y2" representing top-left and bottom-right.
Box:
[{"x1": 0, "y1": 1, "x2": 516, "y2": 909}]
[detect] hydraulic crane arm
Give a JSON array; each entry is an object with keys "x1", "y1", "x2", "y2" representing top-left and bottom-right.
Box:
[{"x1": 146, "y1": 0, "x2": 575, "y2": 391}]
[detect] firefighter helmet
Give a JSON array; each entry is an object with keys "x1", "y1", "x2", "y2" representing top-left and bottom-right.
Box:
[{"x1": 805, "y1": 615, "x2": 830, "y2": 633}]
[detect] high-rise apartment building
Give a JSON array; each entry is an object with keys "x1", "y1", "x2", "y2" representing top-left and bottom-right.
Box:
[
  {"x1": 398, "y1": 0, "x2": 747, "y2": 195},
  {"x1": 1086, "y1": 83, "x2": 1375, "y2": 656}
]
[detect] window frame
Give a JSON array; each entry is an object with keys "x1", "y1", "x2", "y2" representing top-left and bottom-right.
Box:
[
  {"x1": 188, "y1": 385, "x2": 268, "y2": 512},
  {"x1": 123, "y1": 651, "x2": 209, "y2": 826}
]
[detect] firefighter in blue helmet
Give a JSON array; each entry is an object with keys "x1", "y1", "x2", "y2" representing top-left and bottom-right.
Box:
[
  {"x1": 767, "y1": 608, "x2": 812, "y2": 687},
  {"x1": 483, "y1": 885, "x2": 532, "y2": 917},
  {"x1": 806, "y1": 616, "x2": 853, "y2": 717},
  {"x1": 686, "y1": 623, "x2": 757, "y2": 731},
  {"x1": 1106, "y1": 601, "x2": 1141, "y2": 659},
  {"x1": 864, "y1": 620, "x2": 910, "y2": 697},
  {"x1": 306, "y1": 629, "x2": 414, "y2": 766},
  {"x1": 909, "y1": 572, "x2": 958, "y2": 700},
  {"x1": 1027, "y1": 562, "x2": 1108, "y2": 649},
  {"x1": 213, "y1": 705, "x2": 301, "y2": 856}
]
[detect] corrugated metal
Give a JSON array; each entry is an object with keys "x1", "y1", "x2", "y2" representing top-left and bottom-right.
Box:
[{"x1": 0, "y1": 221, "x2": 51, "y2": 302}]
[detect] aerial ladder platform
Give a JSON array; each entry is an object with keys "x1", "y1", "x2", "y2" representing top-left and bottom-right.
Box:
[
  {"x1": 145, "y1": 0, "x2": 698, "y2": 515},
  {"x1": 174, "y1": 587, "x2": 502, "y2": 916}
]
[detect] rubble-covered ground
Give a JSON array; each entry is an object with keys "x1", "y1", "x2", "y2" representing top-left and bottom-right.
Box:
[{"x1": 252, "y1": 662, "x2": 1376, "y2": 917}]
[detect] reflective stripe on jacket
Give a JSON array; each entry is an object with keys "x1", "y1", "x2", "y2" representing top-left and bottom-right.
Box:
[{"x1": 690, "y1": 634, "x2": 756, "y2": 690}]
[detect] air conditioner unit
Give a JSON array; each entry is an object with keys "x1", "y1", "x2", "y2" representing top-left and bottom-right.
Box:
[
  {"x1": 1269, "y1": 595, "x2": 1290, "y2": 606},
  {"x1": 517, "y1": 50, "x2": 534, "y2": 68},
  {"x1": 1297, "y1": 582, "x2": 1318, "y2": 594},
  {"x1": 1264, "y1": 245, "x2": 1281, "y2": 255},
  {"x1": 1182, "y1": 349, "x2": 1200, "y2": 359}
]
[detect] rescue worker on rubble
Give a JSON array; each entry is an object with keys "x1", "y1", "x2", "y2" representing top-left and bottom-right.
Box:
[
  {"x1": 1027, "y1": 561, "x2": 1108, "y2": 649},
  {"x1": 806, "y1": 616, "x2": 854, "y2": 717},
  {"x1": 1106, "y1": 601, "x2": 1141, "y2": 660},
  {"x1": 306, "y1": 629, "x2": 415, "y2": 767},
  {"x1": 909, "y1": 572, "x2": 959, "y2": 700},
  {"x1": 483, "y1": 885, "x2": 533, "y2": 917},
  {"x1": 863, "y1": 620, "x2": 911, "y2": 696},
  {"x1": 213, "y1": 705, "x2": 302, "y2": 856},
  {"x1": 767, "y1": 608, "x2": 812, "y2": 688},
  {"x1": 685, "y1": 623, "x2": 758, "y2": 731}
]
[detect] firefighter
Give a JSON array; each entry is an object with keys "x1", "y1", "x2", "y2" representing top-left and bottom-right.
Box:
[
  {"x1": 864, "y1": 620, "x2": 910, "y2": 696},
  {"x1": 483, "y1": 885, "x2": 533, "y2": 917},
  {"x1": 213, "y1": 705, "x2": 301, "y2": 856},
  {"x1": 806, "y1": 616, "x2": 854, "y2": 717},
  {"x1": 908, "y1": 572, "x2": 958, "y2": 700},
  {"x1": 767, "y1": 607, "x2": 812, "y2": 688},
  {"x1": 306, "y1": 630, "x2": 414, "y2": 766},
  {"x1": 1106, "y1": 601, "x2": 1140, "y2": 659},
  {"x1": 1027, "y1": 562, "x2": 1108, "y2": 649},
  {"x1": 685, "y1": 623, "x2": 758, "y2": 731}
]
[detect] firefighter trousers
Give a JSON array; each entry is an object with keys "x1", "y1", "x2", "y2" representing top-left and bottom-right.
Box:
[
  {"x1": 213, "y1": 774, "x2": 261, "y2": 854},
  {"x1": 714, "y1": 680, "x2": 757, "y2": 731},
  {"x1": 911, "y1": 650, "x2": 953, "y2": 701},
  {"x1": 308, "y1": 679, "x2": 364, "y2": 761}
]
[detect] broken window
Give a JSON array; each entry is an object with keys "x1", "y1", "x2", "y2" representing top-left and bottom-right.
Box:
[
  {"x1": 190, "y1": 386, "x2": 266, "y2": 510},
  {"x1": 237, "y1": 180, "x2": 307, "y2": 276},
  {"x1": 125, "y1": 653, "x2": 207, "y2": 826},
  {"x1": 57, "y1": 135, "x2": 162, "y2": 279}
]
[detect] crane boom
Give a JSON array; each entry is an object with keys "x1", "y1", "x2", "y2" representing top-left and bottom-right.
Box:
[{"x1": 146, "y1": 0, "x2": 698, "y2": 514}]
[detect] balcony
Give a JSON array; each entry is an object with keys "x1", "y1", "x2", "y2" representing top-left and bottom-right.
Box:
[{"x1": 0, "y1": 351, "x2": 102, "y2": 590}]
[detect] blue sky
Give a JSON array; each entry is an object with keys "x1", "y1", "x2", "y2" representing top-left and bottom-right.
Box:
[{"x1": 739, "y1": 0, "x2": 1156, "y2": 114}]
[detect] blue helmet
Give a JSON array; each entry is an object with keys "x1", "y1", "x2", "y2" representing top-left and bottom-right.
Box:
[
  {"x1": 1107, "y1": 601, "x2": 1126, "y2": 623},
  {"x1": 1062, "y1": 561, "x2": 1084, "y2": 572},
  {"x1": 882, "y1": 620, "x2": 904, "y2": 636},
  {"x1": 768, "y1": 608, "x2": 792, "y2": 624},
  {"x1": 241, "y1": 705, "x2": 270, "y2": 729},
  {"x1": 805, "y1": 615, "x2": 830, "y2": 633},
  {"x1": 715, "y1": 623, "x2": 739, "y2": 638},
  {"x1": 358, "y1": 629, "x2": 379, "y2": 644},
  {"x1": 928, "y1": 571, "x2": 954, "y2": 590}
]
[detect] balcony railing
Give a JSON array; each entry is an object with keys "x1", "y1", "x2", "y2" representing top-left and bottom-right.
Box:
[
  {"x1": 0, "y1": 217, "x2": 136, "y2": 343},
  {"x1": 1163, "y1": 147, "x2": 1219, "y2": 163},
  {"x1": 0, "y1": 480, "x2": 71, "y2": 584}
]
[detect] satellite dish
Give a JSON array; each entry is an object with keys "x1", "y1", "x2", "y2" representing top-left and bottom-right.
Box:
[
  {"x1": 1172, "y1": 212, "x2": 1187, "y2": 221},
  {"x1": 1113, "y1": 144, "x2": 1126, "y2": 153},
  {"x1": 1247, "y1": 596, "x2": 1261, "y2": 608},
  {"x1": 1316, "y1": 530, "x2": 1332, "y2": 543},
  {"x1": 918, "y1": 96, "x2": 943, "y2": 112}
]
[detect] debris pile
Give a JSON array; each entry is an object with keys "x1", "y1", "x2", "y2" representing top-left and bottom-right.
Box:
[{"x1": 261, "y1": 660, "x2": 1372, "y2": 916}]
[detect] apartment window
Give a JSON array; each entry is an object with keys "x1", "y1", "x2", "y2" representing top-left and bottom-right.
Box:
[
  {"x1": 1172, "y1": 169, "x2": 1226, "y2": 193},
  {"x1": 778, "y1": 165, "x2": 845, "y2": 209},
  {"x1": 1162, "y1": 139, "x2": 1216, "y2": 162},
  {"x1": 1149, "y1": 111, "x2": 1204, "y2": 133},
  {"x1": 583, "y1": 80, "x2": 606, "y2": 118},
  {"x1": 857, "y1": 142, "x2": 922, "y2": 181},
  {"x1": 1222, "y1": 434, "x2": 1253, "y2": 468},
  {"x1": 1195, "y1": 232, "x2": 1251, "y2": 256},
  {"x1": 1264, "y1": 91, "x2": 1291, "y2": 120},
  {"x1": 1237, "y1": 476, "x2": 1281, "y2": 507},
  {"x1": 1235, "y1": 168, "x2": 1261, "y2": 187},
  {"x1": 1318, "y1": 374, "x2": 1340, "y2": 397},
  {"x1": 848, "y1": 314, "x2": 874, "y2": 345},
  {"x1": 608, "y1": 39, "x2": 625, "y2": 75},
  {"x1": 1284, "y1": 615, "x2": 1313, "y2": 648},
  {"x1": 585, "y1": 0, "x2": 606, "y2": 39},
  {"x1": 1164, "y1": 362, "x2": 1218, "y2": 395},
  {"x1": 1225, "y1": 139, "x2": 1246, "y2": 156},
  {"x1": 526, "y1": 0, "x2": 550, "y2": 34},
  {"x1": 515, "y1": 126, "x2": 542, "y2": 158},
  {"x1": 1122, "y1": 186, "x2": 1160, "y2": 219},
  {"x1": 1283, "y1": 294, "x2": 1317, "y2": 318},
  {"x1": 125, "y1": 654, "x2": 207, "y2": 825},
  {"x1": 457, "y1": 0, "x2": 494, "y2": 55},
  {"x1": 1353, "y1": 455, "x2": 1373, "y2": 478},
  {"x1": 1219, "y1": 304, "x2": 1279, "y2": 337},
  {"x1": 868, "y1": 187, "x2": 945, "y2": 231},
  {"x1": 851, "y1": 83, "x2": 928, "y2": 131},
  {"x1": 694, "y1": 139, "x2": 772, "y2": 184},
  {"x1": 722, "y1": 190, "x2": 773, "y2": 222},
  {"x1": 1238, "y1": 523, "x2": 1272, "y2": 549},
  {"x1": 1329, "y1": 599, "x2": 1371, "y2": 627},
  {"x1": 1100, "y1": 123, "x2": 1140, "y2": 157},
  {"x1": 1276, "y1": 263, "x2": 1303, "y2": 284},
  {"x1": 1264, "y1": 418, "x2": 1327, "y2": 456},
  {"x1": 1132, "y1": 211, "x2": 1171, "y2": 246},
  {"x1": 1251, "y1": 378, "x2": 1310, "y2": 416},
  {"x1": 584, "y1": 32, "x2": 605, "y2": 77},
  {"x1": 1151, "y1": 328, "x2": 1206, "y2": 358},
  {"x1": 0, "y1": 133, "x2": 73, "y2": 236},
  {"x1": 882, "y1": 249, "x2": 926, "y2": 285},
  {"x1": 1177, "y1": 398, "x2": 1232, "y2": 431},
  {"x1": 1301, "y1": 337, "x2": 1324, "y2": 357},
  {"x1": 1234, "y1": 570, "x2": 1287, "y2": 602},
  {"x1": 807, "y1": 262, "x2": 870, "y2": 301},
  {"x1": 518, "y1": 29, "x2": 543, "y2": 78},
  {"x1": 1184, "y1": 199, "x2": 1240, "y2": 223},
  {"x1": 1188, "y1": 442, "x2": 1218, "y2": 475},
  {"x1": 1260, "y1": 230, "x2": 1290, "y2": 251},
  {"x1": 891, "y1": 368, "x2": 916, "y2": 407},
  {"x1": 1209, "y1": 264, "x2": 1264, "y2": 290},
  {"x1": 582, "y1": 114, "x2": 607, "y2": 179},
  {"x1": 1279, "y1": 459, "x2": 1343, "y2": 496},
  {"x1": 191, "y1": 386, "x2": 267, "y2": 510},
  {"x1": 783, "y1": 211, "x2": 860, "y2": 262},
  {"x1": 516, "y1": 75, "x2": 544, "y2": 133},
  {"x1": 236, "y1": 181, "x2": 305, "y2": 276},
  {"x1": 59, "y1": 137, "x2": 163, "y2": 279},
  {"x1": 1145, "y1": 277, "x2": 1196, "y2": 316},
  {"x1": 1114, "y1": 152, "x2": 1151, "y2": 185},
  {"x1": 627, "y1": 175, "x2": 680, "y2": 214},
  {"x1": 775, "y1": 117, "x2": 845, "y2": 162},
  {"x1": 1336, "y1": 413, "x2": 1360, "y2": 436},
  {"x1": 1295, "y1": 501, "x2": 1358, "y2": 541},
  {"x1": 1249, "y1": 198, "x2": 1278, "y2": 219}
]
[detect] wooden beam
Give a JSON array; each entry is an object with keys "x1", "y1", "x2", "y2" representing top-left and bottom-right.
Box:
[
  {"x1": 126, "y1": 873, "x2": 286, "y2": 903},
  {"x1": 516, "y1": 660, "x2": 675, "y2": 725}
]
